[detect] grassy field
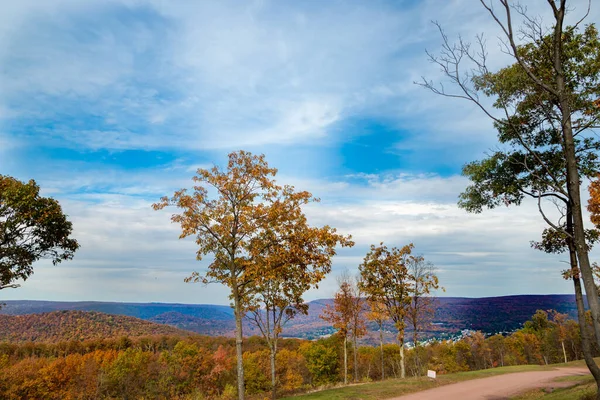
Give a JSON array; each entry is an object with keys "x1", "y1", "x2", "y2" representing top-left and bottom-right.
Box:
[
  {"x1": 281, "y1": 364, "x2": 565, "y2": 400},
  {"x1": 510, "y1": 374, "x2": 596, "y2": 400}
]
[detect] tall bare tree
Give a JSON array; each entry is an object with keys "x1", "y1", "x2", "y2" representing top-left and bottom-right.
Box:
[{"x1": 419, "y1": 1, "x2": 600, "y2": 393}]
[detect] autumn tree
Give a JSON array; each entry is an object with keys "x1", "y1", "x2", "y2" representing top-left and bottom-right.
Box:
[
  {"x1": 359, "y1": 243, "x2": 414, "y2": 379},
  {"x1": 320, "y1": 276, "x2": 357, "y2": 385},
  {"x1": 245, "y1": 193, "x2": 353, "y2": 399},
  {"x1": 589, "y1": 176, "x2": 600, "y2": 229},
  {"x1": 407, "y1": 255, "x2": 441, "y2": 375},
  {"x1": 420, "y1": 2, "x2": 600, "y2": 394},
  {"x1": 550, "y1": 310, "x2": 570, "y2": 364},
  {"x1": 0, "y1": 175, "x2": 79, "y2": 290},
  {"x1": 154, "y1": 151, "x2": 352, "y2": 400}
]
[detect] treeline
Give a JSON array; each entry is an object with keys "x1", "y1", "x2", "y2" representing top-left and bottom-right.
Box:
[{"x1": 0, "y1": 309, "x2": 590, "y2": 399}]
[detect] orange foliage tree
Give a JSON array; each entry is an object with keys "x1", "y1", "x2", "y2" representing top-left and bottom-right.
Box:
[
  {"x1": 245, "y1": 185, "x2": 352, "y2": 399},
  {"x1": 154, "y1": 151, "x2": 350, "y2": 400},
  {"x1": 320, "y1": 277, "x2": 357, "y2": 385},
  {"x1": 359, "y1": 242, "x2": 414, "y2": 378}
]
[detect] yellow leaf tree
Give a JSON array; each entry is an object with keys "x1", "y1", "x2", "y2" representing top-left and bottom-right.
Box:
[
  {"x1": 320, "y1": 275, "x2": 362, "y2": 385},
  {"x1": 359, "y1": 242, "x2": 413, "y2": 378},
  {"x1": 245, "y1": 186, "x2": 353, "y2": 399},
  {"x1": 153, "y1": 150, "x2": 347, "y2": 400}
]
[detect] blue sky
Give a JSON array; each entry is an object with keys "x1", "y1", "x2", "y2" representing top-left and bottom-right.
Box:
[{"x1": 0, "y1": 0, "x2": 598, "y2": 304}]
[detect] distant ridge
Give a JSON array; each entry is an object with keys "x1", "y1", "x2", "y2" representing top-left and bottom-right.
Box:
[
  {"x1": 0, "y1": 310, "x2": 195, "y2": 343},
  {"x1": 0, "y1": 294, "x2": 579, "y2": 341}
]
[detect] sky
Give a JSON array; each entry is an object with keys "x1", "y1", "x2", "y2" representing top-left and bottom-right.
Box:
[{"x1": 0, "y1": 0, "x2": 598, "y2": 305}]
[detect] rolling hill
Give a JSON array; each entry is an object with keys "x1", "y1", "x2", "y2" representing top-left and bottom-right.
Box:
[
  {"x1": 0, "y1": 310, "x2": 194, "y2": 343},
  {"x1": 0, "y1": 294, "x2": 580, "y2": 342}
]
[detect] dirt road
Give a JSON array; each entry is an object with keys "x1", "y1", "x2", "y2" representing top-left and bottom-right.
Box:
[{"x1": 392, "y1": 367, "x2": 591, "y2": 400}]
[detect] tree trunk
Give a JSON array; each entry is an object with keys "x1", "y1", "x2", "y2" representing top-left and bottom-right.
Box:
[
  {"x1": 552, "y1": 7, "x2": 600, "y2": 352},
  {"x1": 550, "y1": 12, "x2": 600, "y2": 396},
  {"x1": 571, "y1": 249, "x2": 600, "y2": 380},
  {"x1": 233, "y1": 286, "x2": 245, "y2": 400},
  {"x1": 379, "y1": 324, "x2": 385, "y2": 380},
  {"x1": 270, "y1": 341, "x2": 277, "y2": 400},
  {"x1": 567, "y1": 204, "x2": 600, "y2": 386},
  {"x1": 353, "y1": 335, "x2": 358, "y2": 383},
  {"x1": 561, "y1": 340, "x2": 567, "y2": 364},
  {"x1": 343, "y1": 335, "x2": 348, "y2": 385},
  {"x1": 398, "y1": 335, "x2": 405, "y2": 379},
  {"x1": 563, "y1": 109, "x2": 600, "y2": 350},
  {"x1": 413, "y1": 328, "x2": 420, "y2": 376}
]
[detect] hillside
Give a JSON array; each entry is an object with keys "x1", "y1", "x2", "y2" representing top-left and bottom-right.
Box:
[
  {"x1": 0, "y1": 294, "x2": 580, "y2": 341},
  {"x1": 267, "y1": 295, "x2": 580, "y2": 340},
  {"x1": 0, "y1": 310, "x2": 194, "y2": 343}
]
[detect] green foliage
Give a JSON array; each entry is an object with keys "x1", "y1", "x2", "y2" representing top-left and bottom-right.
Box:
[
  {"x1": 458, "y1": 24, "x2": 600, "y2": 249},
  {"x1": 0, "y1": 175, "x2": 79, "y2": 290},
  {"x1": 243, "y1": 349, "x2": 271, "y2": 394},
  {"x1": 301, "y1": 342, "x2": 339, "y2": 386}
]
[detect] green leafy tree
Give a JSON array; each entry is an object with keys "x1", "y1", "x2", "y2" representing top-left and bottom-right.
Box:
[
  {"x1": 420, "y1": 2, "x2": 600, "y2": 393},
  {"x1": 0, "y1": 175, "x2": 79, "y2": 290},
  {"x1": 300, "y1": 342, "x2": 338, "y2": 386}
]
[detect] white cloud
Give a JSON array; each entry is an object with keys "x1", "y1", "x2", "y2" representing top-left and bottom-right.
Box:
[
  {"x1": 1, "y1": 0, "x2": 598, "y2": 303},
  {"x1": 1, "y1": 169, "x2": 589, "y2": 303}
]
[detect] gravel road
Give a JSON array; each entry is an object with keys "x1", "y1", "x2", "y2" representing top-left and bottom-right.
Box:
[{"x1": 391, "y1": 367, "x2": 591, "y2": 400}]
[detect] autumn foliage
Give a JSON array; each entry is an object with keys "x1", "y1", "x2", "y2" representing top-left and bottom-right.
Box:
[
  {"x1": 0, "y1": 311, "x2": 192, "y2": 343},
  {"x1": 0, "y1": 309, "x2": 590, "y2": 399}
]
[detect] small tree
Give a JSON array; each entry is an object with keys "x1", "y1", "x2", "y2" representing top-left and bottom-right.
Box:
[
  {"x1": 0, "y1": 175, "x2": 79, "y2": 290},
  {"x1": 359, "y1": 243, "x2": 413, "y2": 378},
  {"x1": 550, "y1": 310, "x2": 570, "y2": 364},
  {"x1": 321, "y1": 277, "x2": 356, "y2": 385},
  {"x1": 407, "y1": 255, "x2": 441, "y2": 375},
  {"x1": 154, "y1": 151, "x2": 349, "y2": 400}
]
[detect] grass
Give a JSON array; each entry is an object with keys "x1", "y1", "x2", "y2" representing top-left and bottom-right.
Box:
[
  {"x1": 510, "y1": 375, "x2": 596, "y2": 400},
  {"x1": 509, "y1": 359, "x2": 600, "y2": 400},
  {"x1": 281, "y1": 360, "x2": 597, "y2": 400}
]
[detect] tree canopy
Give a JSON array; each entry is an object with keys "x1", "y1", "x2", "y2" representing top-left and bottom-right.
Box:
[{"x1": 0, "y1": 175, "x2": 79, "y2": 290}]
